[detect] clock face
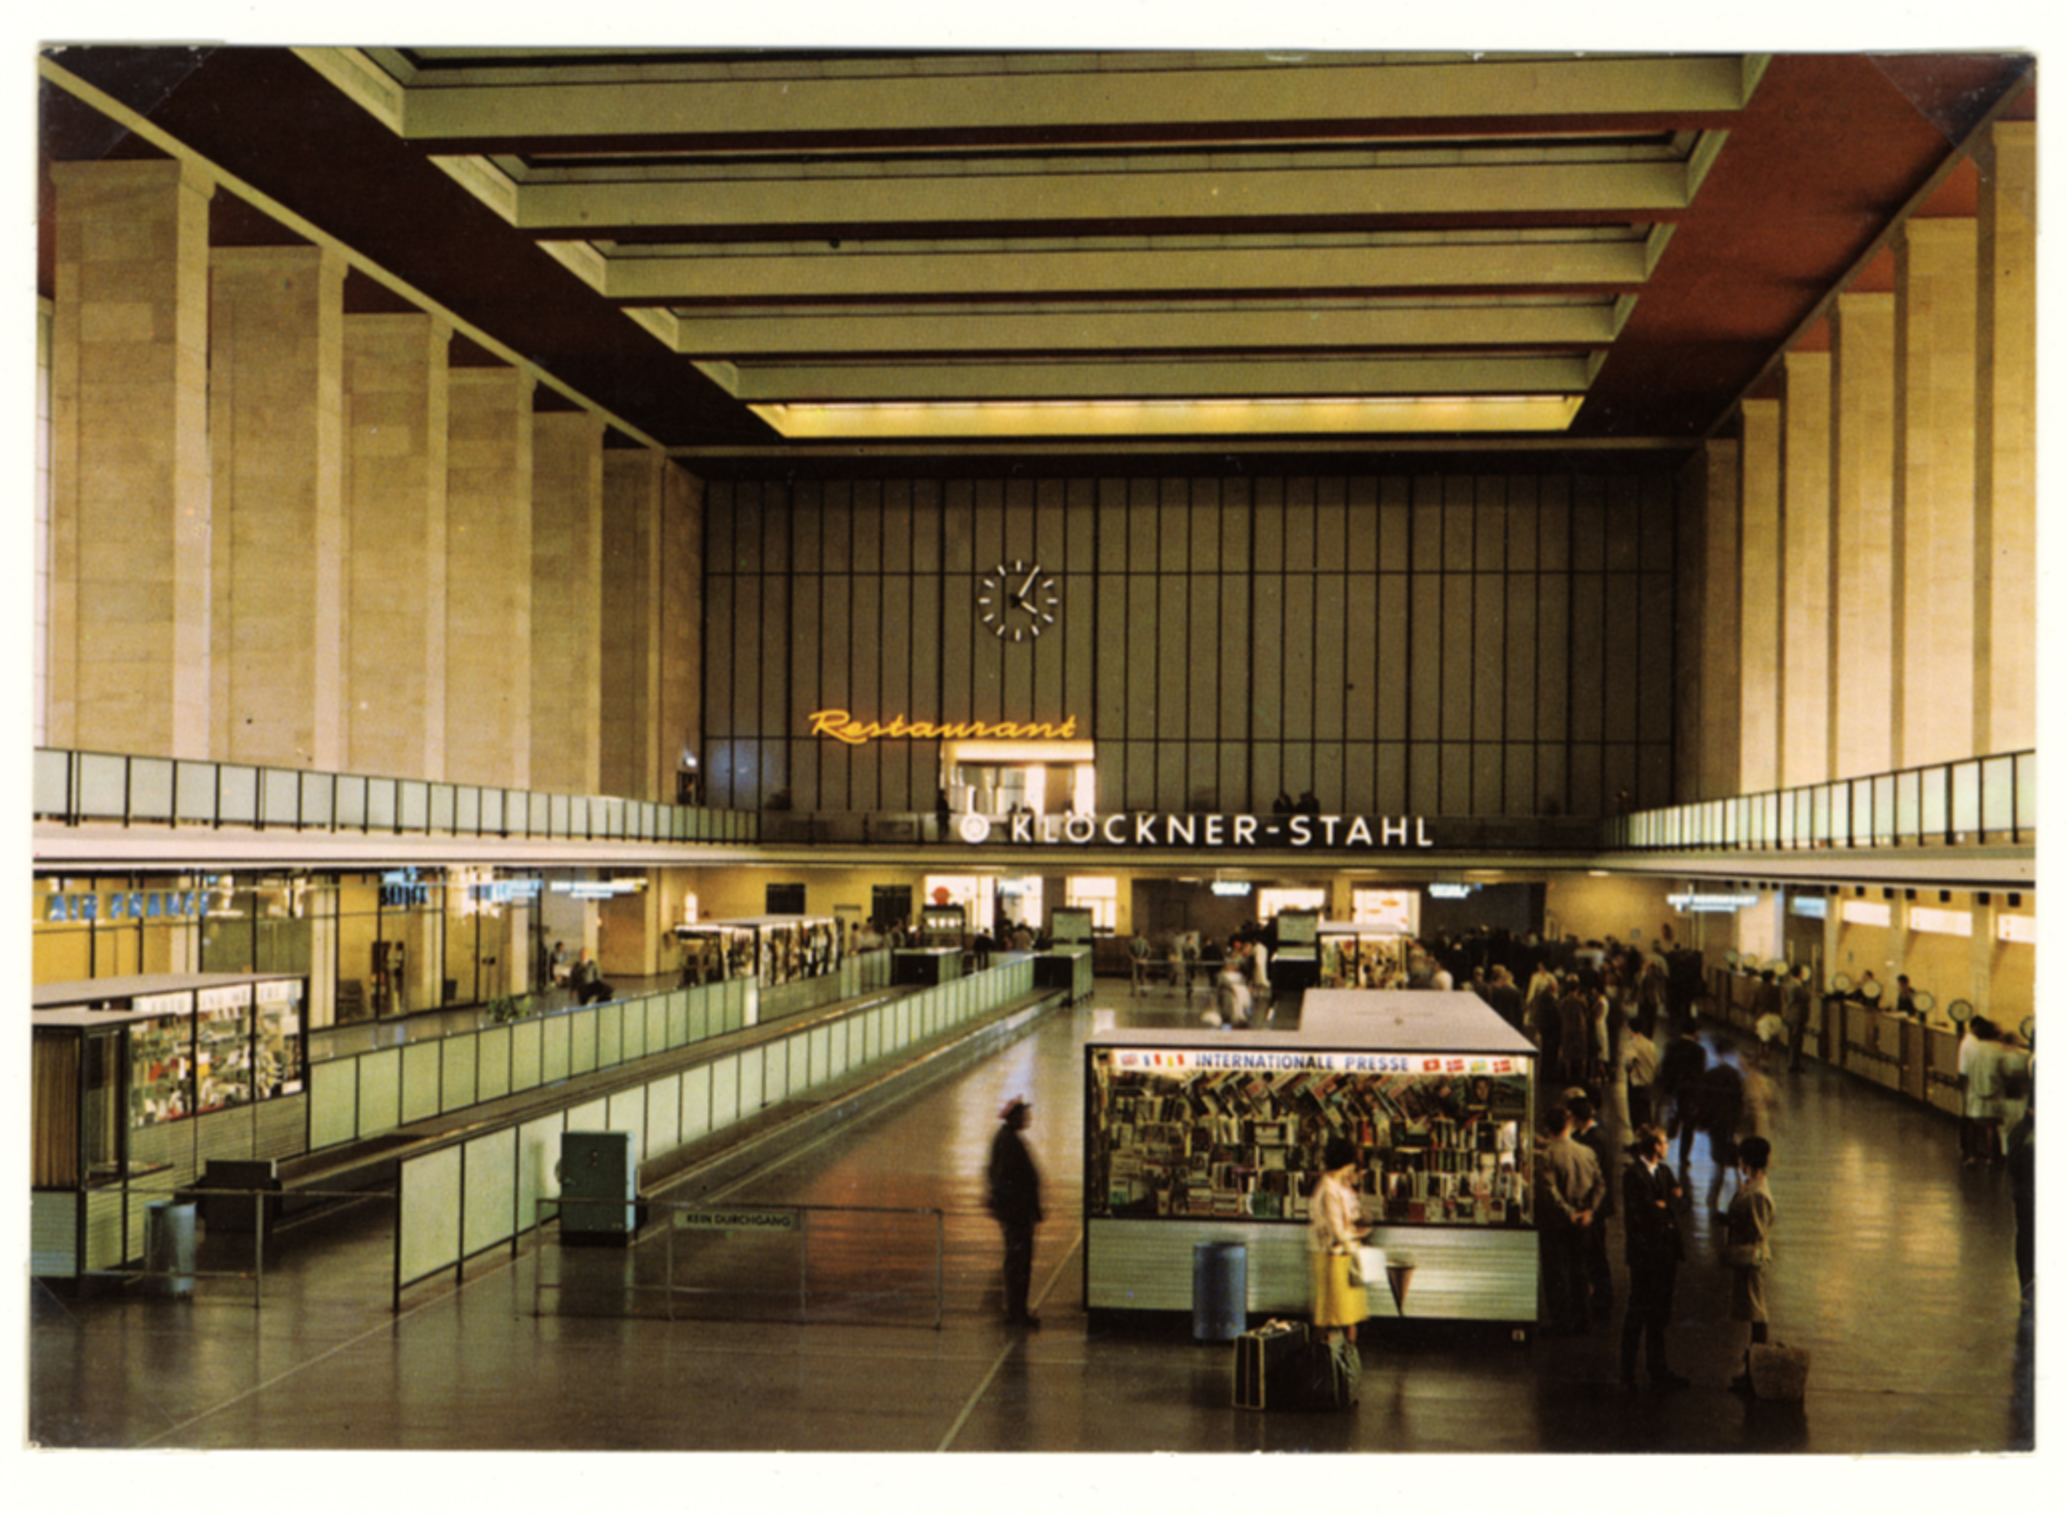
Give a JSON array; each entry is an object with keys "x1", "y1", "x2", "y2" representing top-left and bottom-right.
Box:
[{"x1": 977, "y1": 559, "x2": 1060, "y2": 642}]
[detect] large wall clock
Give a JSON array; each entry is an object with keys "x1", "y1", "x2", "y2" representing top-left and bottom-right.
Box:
[{"x1": 977, "y1": 559, "x2": 1060, "y2": 642}]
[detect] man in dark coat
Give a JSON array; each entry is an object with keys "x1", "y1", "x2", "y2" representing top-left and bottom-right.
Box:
[
  {"x1": 1656, "y1": 1024, "x2": 1709, "y2": 1181},
  {"x1": 987, "y1": 1097, "x2": 1045, "y2": 1329},
  {"x1": 1619, "y1": 1124, "x2": 1690, "y2": 1391}
]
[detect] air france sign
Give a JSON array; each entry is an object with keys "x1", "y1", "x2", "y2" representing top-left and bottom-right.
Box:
[{"x1": 959, "y1": 811, "x2": 1434, "y2": 850}]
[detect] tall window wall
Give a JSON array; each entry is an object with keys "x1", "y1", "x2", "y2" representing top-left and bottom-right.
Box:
[{"x1": 701, "y1": 467, "x2": 1678, "y2": 818}]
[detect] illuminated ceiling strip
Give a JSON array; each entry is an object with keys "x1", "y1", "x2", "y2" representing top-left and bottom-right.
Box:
[
  {"x1": 752, "y1": 395, "x2": 1585, "y2": 439},
  {"x1": 730, "y1": 354, "x2": 1593, "y2": 402}
]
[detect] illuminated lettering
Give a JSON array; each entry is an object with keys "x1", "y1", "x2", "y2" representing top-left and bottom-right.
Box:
[
  {"x1": 1134, "y1": 815, "x2": 1158, "y2": 845},
  {"x1": 1345, "y1": 816, "x2": 1373, "y2": 846},
  {"x1": 1233, "y1": 815, "x2": 1257, "y2": 845},
  {"x1": 808, "y1": 710, "x2": 1081, "y2": 746},
  {"x1": 1416, "y1": 817, "x2": 1433, "y2": 847},
  {"x1": 1166, "y1": 815, "x2": 1195, "y2": 845},
  {"x1": 1382, "y1": 817, "x2": 1409, "y2": 845},
  {"x1": 1320, "y1": 816, "x2": 1342, "y2": 844},
  {"x1": 1064, "y1": 815, "x2": 1095, "y2": 844},
  {"x1": 1289, "y1": 817, "x2": 1312, "y2": 846},
  {"x1": 1204, "y1": 814, "x2": 1225, "y2": 845},
  {"x1": 1010, "y1": 813, "x2": 1034, "y2": 843},
  {"x1": 1104, "y1": 815, "x2": 1129, "y2": 844}
]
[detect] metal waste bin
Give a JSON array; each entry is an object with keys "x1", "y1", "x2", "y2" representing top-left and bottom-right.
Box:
[
  {"x1": 1192, "y1": 1240, "x2": 1247, "y2": 1341},
  {"x1": 145, "y1": 1199, "x2": 197, "y2": 1300}
]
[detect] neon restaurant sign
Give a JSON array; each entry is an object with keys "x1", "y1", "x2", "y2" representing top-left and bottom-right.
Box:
[{"x1": 808, "y1": 710, "x2": 1081, "y2": 745}]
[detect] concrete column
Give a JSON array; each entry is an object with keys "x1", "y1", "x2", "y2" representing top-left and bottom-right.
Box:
[
  {"x1": 599, "y1": 877, "x2": 666, "y2": 980},
  {"x1": 1829, "y1": 292, "x2": 1897, "y2": 779},
  {"x1": 47, "y1": 160, "x2": 216, "y2": 758},
  {"x1": 208, "y1": 245, "x2": 347, "y2": 770},
  {"x1": 1738, "y1": 399, "x2": 1782, "y2": 793},
  {"x1": 531, "y1": 411, "x2": 605, "y2": 795},
  {"x1": 1893, "y1": 219, "x2": 1979, "y2": 770},
  {"x1": 600, "y1": 448, "x2": 665, "y2": 801},
  {"x1": 446, "y1": 368, "x2": 536, "y2": 789},
  {"x1": 1781, "y1": 352, "x2": 1832, "y2": 787},
  {"x1": 1974, "y1": 121, "x2": 2036, "y2": 756},
  {"x1": 1692, "y1": 439, "x2": 1742, "y2": 800},
  {"x1": 342, "y1": 312, "x2": 450, "y2": 779},
  {"x1": 660, "y1": 461, "x2": 707, "y2": 802}
]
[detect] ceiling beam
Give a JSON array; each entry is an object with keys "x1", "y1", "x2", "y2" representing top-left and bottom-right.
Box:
[
  {"x1": 375, "y1": 53, "x2": 1756, "y2": 148},
  {"x1": 662, "y1": 300, "x2": 1624, "y2": 357},
  {"x1": 727, "y1": 353, "x2": 1594, "y2": 402},
  {"x1": 504, "y1": 156, "x2": 1700, "y2": 235},
  {"x1": 592, "y1": 234, "x2": 1656, "y2": 303}
]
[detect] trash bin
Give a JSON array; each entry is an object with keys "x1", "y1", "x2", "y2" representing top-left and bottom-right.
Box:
[
  {"x1": 145, "y1": 1199, "x2": 197, "y2": 1301},
  {"x1": 1192, "y1": 1240, "x2": 1247, "y2": 1341}
]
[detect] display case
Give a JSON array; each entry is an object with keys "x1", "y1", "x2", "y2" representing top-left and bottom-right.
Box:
[
  {"x1": 1318, "y1": 925, "x2": 1409, "y2": 989},
  {"x1": 1083, "y1": 989, "x2": 1538, "y2": 1326},
  {"x1": 33, "y1": 973, "x2": 311, "y2": 1277},
  {"x1": 919, "y1": 903, "x2": 967, "y2": 949}
]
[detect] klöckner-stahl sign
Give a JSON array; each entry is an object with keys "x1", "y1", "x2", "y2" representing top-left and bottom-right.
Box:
[{"x1": 957, "y1": 812, "x2": 1435, "y2": 849}]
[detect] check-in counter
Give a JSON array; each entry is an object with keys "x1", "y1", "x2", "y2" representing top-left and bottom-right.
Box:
[
  {"x1": 1923, "y1": 1024, "x2": 1965, "y2": 1116},
  {"x1": 893, "y1": 947, "x2": 964, "y2": 987}
]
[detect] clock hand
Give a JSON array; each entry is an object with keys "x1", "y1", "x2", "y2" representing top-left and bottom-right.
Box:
[{"x1": 1019, "y1": 565, "x2": 1041, "y2": 601}]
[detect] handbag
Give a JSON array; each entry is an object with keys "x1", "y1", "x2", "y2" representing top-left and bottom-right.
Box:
[{"x1": 1350, "y1": 1244, "x2": 1384, "y2": 1287}]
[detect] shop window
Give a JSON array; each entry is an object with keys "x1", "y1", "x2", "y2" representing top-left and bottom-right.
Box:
[{"x1": 766, "y1": 883, "x2": 807, "y2": 914}]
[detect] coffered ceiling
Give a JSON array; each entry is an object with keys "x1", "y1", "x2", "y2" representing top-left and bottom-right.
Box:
[{"x1": 38, "y1": 45, "x2": 2036, "y2": 456}]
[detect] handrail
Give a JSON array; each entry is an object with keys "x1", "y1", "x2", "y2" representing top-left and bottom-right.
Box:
[
  {"x1": 1601, "y1": 750, "x2": 2035, "y2": 853},
  {"x1": 32, "y1": 746, "x2": 758, "y2": 846}
]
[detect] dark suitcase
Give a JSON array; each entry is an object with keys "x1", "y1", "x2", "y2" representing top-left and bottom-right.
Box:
[
  {"x1": 1745, "y1": 1342, "x2": 1810, "y2": 1400},
  {"x1": 1290, "y1": 1334, "x2": 1362, "y2": 1412},
  {"x1": 1233, "y1": 1320, "x2": 1305, "y2": 1409}
]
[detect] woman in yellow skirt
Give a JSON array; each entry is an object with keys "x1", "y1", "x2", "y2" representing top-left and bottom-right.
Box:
[{"x1": 1309, "y1": 1135, "x2": 1370, "y2": 1344}]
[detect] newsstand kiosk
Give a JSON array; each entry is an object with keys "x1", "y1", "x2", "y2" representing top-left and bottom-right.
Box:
[{"x1": 1083, "y1": 989, "x2": 1538, "y2": 1333}]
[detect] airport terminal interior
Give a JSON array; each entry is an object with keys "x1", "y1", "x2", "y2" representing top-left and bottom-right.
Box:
[{"x1": 21, "y1": 42, "x2": 2047, "y2": 1467}]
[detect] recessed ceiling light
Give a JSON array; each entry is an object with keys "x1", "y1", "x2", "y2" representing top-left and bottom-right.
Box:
[{"x1": 752, "y1": 394, "x2": 1583, "y2": 439}]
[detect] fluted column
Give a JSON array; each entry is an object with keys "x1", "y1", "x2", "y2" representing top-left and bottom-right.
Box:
[
  {"x1": 208, "y1": 245, "x2": 348, "y2": 770},
  {"x1": 1780, "y1": 351, "x2": 1832, "y2": 787},
  {"x1": 1974, "y1": 121, "x2": 2036, "y2": 755},
  {"x1": 600, "y1": 448, "x2": 666, "y2": 801},
  {"x1": 446, "y1": 367, "x2": 536, "y2": 789},
  {"x1": 1829, "y1": 292, "x2": 1897, "y2": 779},
  {"x1": 531, "y1": 411, "x2": 605, "y2": 795},
  {"x1": 1738, "y1": 399, "x2": 1782, "y2": 793},
  {"x1": 47, "y1": 160, "x2": 215, "y2": 758},
  {"x1": 342, "y1": 312, "x2": 450, "y2": 778},
  {"x1": 1893, "y1": 218, "x2": 1978, "y2": 770}
]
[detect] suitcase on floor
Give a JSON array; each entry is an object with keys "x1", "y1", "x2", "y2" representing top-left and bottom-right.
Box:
[
  {"x1": 1746, "y1": 1342, "x2": 1810, "y2": 1401},
  {"x1": 1233, "y1": 1320, "x2": 1305, "y2": 1409},
  {"x1": 1290, "y1": 1334, "x2": 1362, "y2": 1412}
]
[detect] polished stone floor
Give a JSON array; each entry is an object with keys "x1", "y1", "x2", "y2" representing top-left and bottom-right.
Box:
[{"x1": 22, "y1": 978, "x2": 2043, "y2": 1478}]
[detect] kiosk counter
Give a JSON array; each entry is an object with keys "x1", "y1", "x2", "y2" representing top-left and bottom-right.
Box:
[{"x1": 1084, "y1": 990, "x2": 1538, "y2": 1328}]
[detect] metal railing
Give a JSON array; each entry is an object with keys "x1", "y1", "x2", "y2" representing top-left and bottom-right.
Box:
[
  {"x1": 1602, "y1": 750, "x2": 2035, "y2": 853},
  {"x1": 33, "y1": 746, "x2": 758, "y2": 845}
]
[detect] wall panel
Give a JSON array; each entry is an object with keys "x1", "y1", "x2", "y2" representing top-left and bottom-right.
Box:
[{"x1": 703, "y1": 463, "x2": 1677, "y2": 820}]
